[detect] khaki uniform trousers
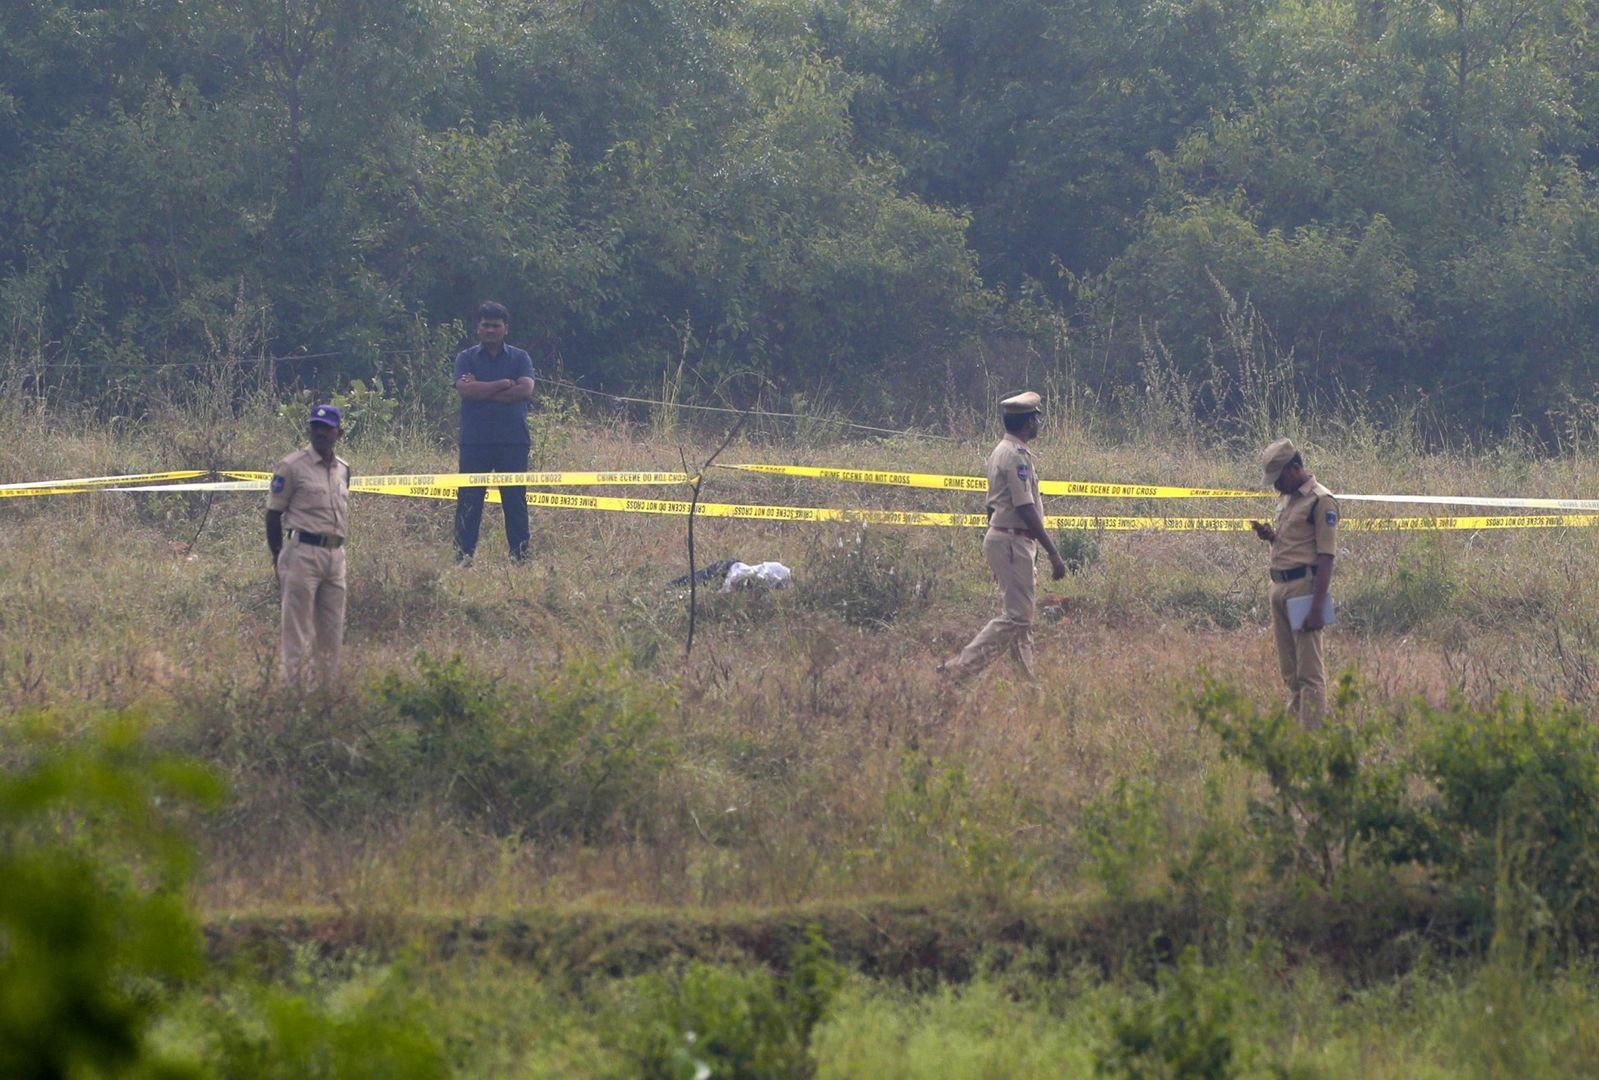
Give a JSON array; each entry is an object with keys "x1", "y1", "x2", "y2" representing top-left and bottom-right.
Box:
[
  {"x1": 947, "y1": 530, "x2": 1037, "y2": 679},
  {"x1": 277, "y1": 541, "x2": 347, "y2": 688},
  {"x1": 1269, "y1": 576, "x2": 1326, "y2": 728}
]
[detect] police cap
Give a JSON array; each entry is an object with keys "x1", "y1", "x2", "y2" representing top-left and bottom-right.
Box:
[
  {"x1": 1000, "y1": 391, "x2": 1042, "y2": 416},
  {"x1": 1261, "y1": 437, "x2": 1299, "y2": 487},
  {"x1": 309, "y1": 404, "x2": 343, "y2": 428}
]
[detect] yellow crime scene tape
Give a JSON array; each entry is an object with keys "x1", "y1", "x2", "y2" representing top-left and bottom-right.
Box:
[
  {"x1": 363, "y1": 483, "x2": 1599, "y2": 532},
  {"x1": 364, "y1": 482, "x2": 985, "y2": 524},
  {"x1": 0, "y1": 469, "x2": 207, "y2": 498},
  {"x1": 113, "y1": 469, "x2": 696, "y2": 493},
  {"x1": 2, "y1": 467, "x2": 1587, "y2": 531},
  {"x1": 223, "y1": 469, "x2": 693, "y2": 487},
  {"x1": 722, "y1": 463, "x2": 1599, "y2": 510},
  {"x1": 1334, "y1": 492, "x2": 1599, "y2": 511},
  {"x1": 720, "y1": 463, "x2": 1260, "y2": 499}
]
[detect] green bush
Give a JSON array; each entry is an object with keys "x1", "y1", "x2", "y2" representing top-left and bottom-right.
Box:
[
  {"x1": 0, "y1": 715, "x2": 222, "y2": 1080},
  {"x1": 1080, "y1": 777, "x2": 1162, "y2": 901},
  {"x1": 1096, "y1": 947, "x2": 1245, "y2": 1080},
  {"x1": 1190, "y1": 675, "x2": 1422, "y2": 886},
  {"x1": 1416, "y1": 693, "x2": 1599, "y2": 938},
  {"x1": 370, "y1": 652, "x2": 678, "y2": 837},
  {"x1": 620, "y1": 929, "x2": 844, "y2": 1080},
  {"x1": 1054, "y1": 528, "x2": 1102, "y2": 574},
  {"x1": 1193, "y1": 673, "x2": 1599, "y2": 943},
  {"x1": 177, "y1": 959, "x2": 448, "y2": 1080},
  {"x1": 872, "y1": 753, "x2": 1038, "y2": 896},
  {"x1": 0, "y1": 715, "x2": 449, "y2": 1078}
]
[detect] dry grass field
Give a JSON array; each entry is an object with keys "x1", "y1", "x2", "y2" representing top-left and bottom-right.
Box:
[{"x1": 6, "y1": 386, "x2": 1599, "y2": 1075}]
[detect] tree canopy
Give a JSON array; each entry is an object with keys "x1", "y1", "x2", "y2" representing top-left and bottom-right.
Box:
[{"x1": 3, "y1": 0, "x2": 1597, "y2": 429}]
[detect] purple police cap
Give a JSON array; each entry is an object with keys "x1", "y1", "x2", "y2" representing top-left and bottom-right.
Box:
[{"x1": 309, "y1": 404, "x2": 342, "y2": 428}]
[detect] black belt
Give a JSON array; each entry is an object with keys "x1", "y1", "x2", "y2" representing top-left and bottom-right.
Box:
[
  {"x1": 1270, "y1": 564, "x2": 1315, "y2": 583},
  {"x1": 991, "y1": 526, "x2": 1033, "y2": 536},
  {"x1": 292, "y1": 530, "x2": 345, "y2": 549}
]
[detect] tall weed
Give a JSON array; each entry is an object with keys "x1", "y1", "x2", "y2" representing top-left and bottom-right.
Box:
[
  {"x1": 1080, "y1": 777, "x2": 1162, "y2": 901},
  {"x1": 869, "y1": 753, "x2": 1039, "y2": 896},
  {"x1": 1345, "y1": 537, "x2": 1461, "y2": 635},
  {"x1": 798, "y1": 526, "x2": 937, "y2": 628}
]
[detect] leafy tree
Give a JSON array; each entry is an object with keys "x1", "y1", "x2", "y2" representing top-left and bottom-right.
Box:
[{"x1": 0, "y1": 717, "x2": 222, "y2": 1079}]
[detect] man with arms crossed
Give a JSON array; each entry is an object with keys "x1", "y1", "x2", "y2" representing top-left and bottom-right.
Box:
[
  {"x1": 939, "y1": 391, "x2": 1068, "y2": 681},
  {"x1": 453, "y1": 300, "x2": 536, "y2": 564}
]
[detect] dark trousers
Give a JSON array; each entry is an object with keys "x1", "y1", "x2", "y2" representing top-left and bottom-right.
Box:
[{"x1": 454, "y1": 443, "x2": 530, "y2": 559}]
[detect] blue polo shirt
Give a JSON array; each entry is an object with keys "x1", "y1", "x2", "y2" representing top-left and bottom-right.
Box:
[{"x1": 453, "y1": 343, "x2": 535, "y2": 446}]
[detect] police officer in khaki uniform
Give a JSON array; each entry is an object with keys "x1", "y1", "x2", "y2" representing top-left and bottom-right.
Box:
[
  {"x1": 266, "y1": 404, "x2": 352, "y2": 688},
  {"x1": 1251, "y1": 438, "x2": 1338, "y2": 728},
  {"x1": 940, "y1": 392, "x2": 1068, "y2": 681}
]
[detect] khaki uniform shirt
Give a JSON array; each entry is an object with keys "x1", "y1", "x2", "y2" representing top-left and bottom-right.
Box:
[
  {"x1": 1270, "y1": 477, "x2": 1338, "y2": 570},
  {"x1": 267, "y1": 447, "x2": 351, "y2": 539},
  {"x1": 985, "y1": 433, "x2": 1041, "y2": 530}
]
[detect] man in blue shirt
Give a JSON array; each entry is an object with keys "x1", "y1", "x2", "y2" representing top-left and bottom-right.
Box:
[{"x1": 453, "y1": 300, "x2": 536, "y2": 563}]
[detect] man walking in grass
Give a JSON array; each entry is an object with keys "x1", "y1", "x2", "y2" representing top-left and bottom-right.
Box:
[
  {"x1": 453, "y1": 300, "x2": 536, "y2": 564},
  {"x1": 266, "y1": 404, "x2": 351, "y2": 688},
  {"x1": 939, "y1": 391, "x2": 1068, "y2": 681},
  {"x1": 1251, "y1": 438, "x2": 1339, "y2": 728}
]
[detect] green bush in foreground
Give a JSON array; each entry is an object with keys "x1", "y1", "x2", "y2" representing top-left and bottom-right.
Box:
[
  {"x1": 1418, "y1": 692, "x2": 1599, "y2": 939},
  {"x1": 1193, "y1": 674, "x2": 1599, "y2": 943},
  {"x1": 619, "y1": 928, "x2": 844, "y2": 1080},
  {"x1": 1191, "y1": 676, "x2": 1421, "y2": 887},
  {"x1": 167, "y1": 965, "x2": 447, "y2": 1080},
  {"x1": 1096, "y1": 947, "x2": 1244, "y2": 1080},
  {"x1": 0, "y1": 716, "x2": 220, "y2": 1080},
  {"x1": 0, "y1": 717, "x2": 449, "y2": 1078}
]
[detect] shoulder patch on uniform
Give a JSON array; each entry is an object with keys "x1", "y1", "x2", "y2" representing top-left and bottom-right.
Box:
[
  {"x1": 1016, "y1": 462, "x2": 1032, "y2": 480},
  {"x1": 270, "y1": 475, "x2": 286, "y2": 493},
  {"x1": 1325, "y1": 510, "x2": 1338, "y2": 526}
]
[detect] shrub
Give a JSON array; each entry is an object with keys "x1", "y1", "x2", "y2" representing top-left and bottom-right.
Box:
[
  {"x1": 0, "y1": 715, "x2": 454, "y2": 1077},
  {"x1": 1193, "y1": 672, "x2": 1599, "y2": 943},
  {"x1": 872, "y1": 754, "x2": 1038, "y2": 896},
  {"x1": 1080, "y1": 777, "x2": 1162, "y2": 901},
  {"x1": 1190, "y1": 675, "x2": 1424, "y2": 886},
  {"x1": 1096, "y1": 947, "x2": 1245, "y2": 1080},
  {"x1": 1416, "y1": 693, "x2": 1599, "y2": 939},
  {"x1": 369, "y1": 652, "x2": 678, "y2": 837},
  {"x1": 1054, "y1": 528, "x2": 1101, "y2": 574},
  {"x1": 799, "y1": 526, "x2": 936, "y2": 628},
  {"x1": 0, "y1": 715, "x2": 221, "y2": 1080},
  {"x1": 1163, "y1": 778, "x2": 1253, "y2": 950},
  {"x1": 181, "y1": 958, "x2": 448, "y2": 1080},
  {"x1": 620, "y1": 929, "x2": 844, "y2": 1080}
]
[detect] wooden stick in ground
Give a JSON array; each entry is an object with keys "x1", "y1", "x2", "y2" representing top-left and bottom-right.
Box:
[{"x1": 682, "y1": 411, "x2": 751, "y2": 658}]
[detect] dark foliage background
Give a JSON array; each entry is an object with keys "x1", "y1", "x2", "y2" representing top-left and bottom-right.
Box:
[{"x1": 4, "y1": 0, "x2": 1597, "y2": 429}]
